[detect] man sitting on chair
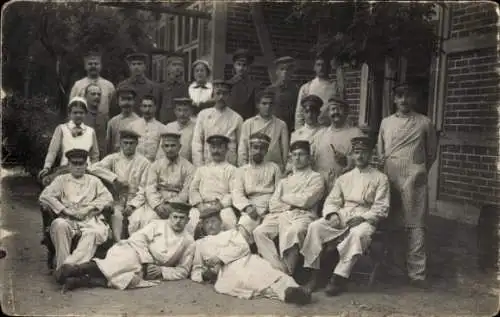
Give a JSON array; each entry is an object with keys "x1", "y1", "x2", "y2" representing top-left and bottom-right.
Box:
[
  {"x1": 253, "y1": 140, "x2": 325, "y2": 274},
  {"x1": 39, "y1": 149, "x2": 113, "y2": 284},
  {"x1": 57, "y1": 202, "x2": 194, "y2": 291},
  {"x1": 300, "y1": 136, "x2": 390, "y2": 296},
  {"x1": 88, "y1": 128, "x2": 150, "y2": 241}
]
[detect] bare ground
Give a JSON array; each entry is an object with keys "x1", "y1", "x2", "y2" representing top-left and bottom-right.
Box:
[{"x1": 1, "y1": 172, "x2": 498, "y2": 316}]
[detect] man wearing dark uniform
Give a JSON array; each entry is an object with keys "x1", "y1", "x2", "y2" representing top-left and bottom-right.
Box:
[
  {"x1": 265, "y1": 56, "x2": 300, "y2": 133},
  {"x1": 110, "y1": 52, "x2": 162, "y2": 117},
  {"x1": 227, "y1": 49, "x2": 259, "y2": 121},
  {"x1": 159, "y1": 53, "x2": 189, "y2": 124}
]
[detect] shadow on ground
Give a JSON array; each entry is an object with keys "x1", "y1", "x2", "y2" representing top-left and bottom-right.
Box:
[{"x1": 1, "y1": 174, "x2": 498, "y2": 316}]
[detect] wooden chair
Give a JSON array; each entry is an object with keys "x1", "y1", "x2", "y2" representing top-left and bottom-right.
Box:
[{"x1": 39, "y1": 166, "x2": 117, "y2": 271}]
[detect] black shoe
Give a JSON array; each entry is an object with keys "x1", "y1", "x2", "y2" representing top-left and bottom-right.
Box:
[
  {"x1": 409, "y1": 279, "x2": 429, "y2": 289},
  {"x1": 61, "y1": 275, "x2": 91, "y2": 293},
  {"x1": 54, "y1": 264, "x2": 80, "y2": 284},
  {"x1": 284, "y1": 286, "x2": 312, "y2": 305},
  {"x1": 324, "y1": 274, "x2": 348, "y2": 296},
  {"x1": 303, "y1": 269, "x2": 321, "y2": 293}
]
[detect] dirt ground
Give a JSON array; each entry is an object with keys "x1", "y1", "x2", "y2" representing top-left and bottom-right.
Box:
[{"x1": 1, "y1": 170, "x2": 498, "y2": 316}]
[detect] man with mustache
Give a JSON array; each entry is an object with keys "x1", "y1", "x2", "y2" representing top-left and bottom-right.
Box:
[
  {"x1": 83, "y1": 83, "x2": 107, "y2": 157},
  {"x1": 377, "y1": 83, "x2": 437, "y2": 289},
  {"x1": 188, "y1": 135, "x2": 238, "y2": 235},
  {"x1": 227, "y1": 49, "x2": 259, "y2": 120},
  {"x1": 311, "y1": 97, "x2": 364, "y2": 192},
  {"x1": 110, "y1": 53, "x2": 162, "y2": 116},
  {"x1": 191, "y1": 80, "x2": 243, "y2": 167},
  {"x1": 294, "y1": 52, "x2": 339, "y2": 130},
  {"x1": 232, "y1": 132, "x2": 282, "y2": 227},
  {"x1": 69, "y1": 50, "x2": 115, "y2": 127},
  {"x1": 159, "y1": 53, "x2": 188, "y2": 124}
]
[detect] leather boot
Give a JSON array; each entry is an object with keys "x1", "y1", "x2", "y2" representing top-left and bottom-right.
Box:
[
  {"x1": 284, "y1": 286, "x2": 312, "y2": 305},
  {"x1": 324, "y1": 274, "x2": 348, "y2": 296},
  {"x1": 317, "y1": 249, "x2": 339, "y2": 289},
  {"x1": 303, "y1": 269, "x2": 321, "y2": 293},
  {"x1": 62, "y1": 275, "x2": 107, "y2": 293},
  {"x1": 54, "y1": 263, "x2": 82, "y2": 285}
]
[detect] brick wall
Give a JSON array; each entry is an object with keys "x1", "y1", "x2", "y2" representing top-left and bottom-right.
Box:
[
  {"x1": 438, "y1": 3, "x2": 499, "y2": 207},
  {"x1": 450, "y1": 2, "x2": 498, "y2": 39}
]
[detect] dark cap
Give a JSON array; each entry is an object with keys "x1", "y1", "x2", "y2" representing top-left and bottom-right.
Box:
[
  {"x1": 232, "y1": 49, "x2": 254, "y2": 64},
  {"x1": 116, "y1": 84, "x2": 137, "y2": 97},
  {"x1": 166, "y1": 52, "x2": 185, "y2": 64},
  {"x1": 160, "y1": 126, "x2": 181, "y2": 139},
  {"x1": 249, "y1": 132, "x2": 271, "y2": 145},
  {"x1": 301, "y1": 94, "x2": 323, "y2": 110},
  {"x1": 199, "y1": 203, "x2": 221, "y2": 220},
  {"x1": 274, "y1": 56, "x2": 295, "y2": 66},
  {"x1": 173, "y1": 97, "x2": 193, "y2": 107},
  {"x1": 290, "y1": 140, "x2": 311, "y2": 154},
  {"x1": 119, "y1": 128, "x2": 141, "y2": 140},
  {"x1": 83, "y1": 49, "x2": 102, "y2": 59},
  {"x1": 65, "y1": 148, "x2": 89, "y2": 161},
  {"x1": 393, "y1": 82, "x2": 415, "y2": 95},
  {"x1": 206, "y1": 134, "x2": 230, "y2": 145},
  {"x1": 212, "y1": 79, "x2": 232, "y2": 90},
  {"x1": 166, "y1": 202, "x2": 192, "y2": 216},
  {"x1": 328, "y1": 96, "x2": 349, "y2": 108},
  {"x1": 125, "y1": 53, "x2": 148, "y2": 62},
  {"x1": 351, "y1": 136, "x2": 374, "y2": 151}
]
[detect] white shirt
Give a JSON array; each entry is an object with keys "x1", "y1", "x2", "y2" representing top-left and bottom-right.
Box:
[{"x1": 189, "y1": 81, "x2": 213, "y2": 106}]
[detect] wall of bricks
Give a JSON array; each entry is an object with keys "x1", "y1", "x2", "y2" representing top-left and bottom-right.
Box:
[
  {"x1": 450, "y1": 2, "x2": 498, "y2": 39},
  {"x1": 438, "y1": 3, "x2": 499, "y2": 207}
]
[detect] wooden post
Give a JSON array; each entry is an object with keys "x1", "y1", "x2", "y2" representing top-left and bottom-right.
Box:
[
  {"x1": 358, "y1": 62, "x2": 370, "y2": 127},
  {"x1": 381, "y1": 56, "x2": 396, "y2": 118},
  {"x1": 250, "y1": 4, "x2": 277, "y2": 83},
  {"x1": 210, "y1": 1, "x2": 227, "y2": 80}
]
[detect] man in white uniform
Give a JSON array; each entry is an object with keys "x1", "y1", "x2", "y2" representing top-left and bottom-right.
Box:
[
  {"x1": 254, "y1": 140, "x2": 325, "y2": 274},
  {"x1": 39, "y1": 149, "x2": 113, "y2": 283},
  {"x1": 88, "y1": 128, "x2": 150, "y2": 241},
  {"x1": 192, "y1": 80, "x2": 243, "y2": 166},
  {"x1": 191, "y1": 206, "x2": 311, "y2": 305},
  {"x1": 57, "y1": 202, "x2": 195, "y2": 291},
  {"x1": 188, "y1": 135, "x2": 238, "y2": 235},
  {"x1": 128, "y1": 131, "x2": 195, "y2": 234},
  {"x1": 128, "y1": 94, "x2": 166, "y2": 162},
  {"x1": 233, "y1": 133, "x2": 282, "y2": 226},
  {"x1": 301, "y1": 136, "x2": 390, "y2": 295}
]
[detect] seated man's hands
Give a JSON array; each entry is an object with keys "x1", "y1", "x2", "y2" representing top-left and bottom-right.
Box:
[
  {"x1": 201, "y1": 266, "x2": 218, "y2": 283},
  {"x1": 244, "y1": 205, "x2": 259, "y2": 221},
  {"x1": 144, "y1": 264, "x2": 163, "y2": 280},
  {"x1": 122, "y1": 205, "x2": 135, "y2": 217},
  {"x1": 38, "y1": 168, "x2": 50, "y2": 181},
  {"x1": 113, "y1": 179, "x2": 129, "y2": 192},
  {"x1": 325, "y1": 213, "x2": 343, "y2": 229},
  {"x1": 346, "y1": 216, "x2": 365, "y2": 228}
]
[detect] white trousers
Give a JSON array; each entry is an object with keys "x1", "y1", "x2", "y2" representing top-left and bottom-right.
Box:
[{"x1": 50, "y1": 217, "x2": 110, "y2": 270}]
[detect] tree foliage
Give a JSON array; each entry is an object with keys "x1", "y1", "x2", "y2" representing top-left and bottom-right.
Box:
[
  {"x1": 2, "y1": 1, "x2": 157, "y2": 117},
  {"x1": 288, "y1": 1, "x2": 439, "y2": 69}
]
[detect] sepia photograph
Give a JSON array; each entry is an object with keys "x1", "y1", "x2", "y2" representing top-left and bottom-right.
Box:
[{"x1": 0, "y1": 0, "x2": 499, "y2": 316}]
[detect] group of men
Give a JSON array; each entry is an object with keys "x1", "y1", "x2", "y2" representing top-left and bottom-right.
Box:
[{"x1": 38, "y1": 47, "x2": 437, "y2": 304}]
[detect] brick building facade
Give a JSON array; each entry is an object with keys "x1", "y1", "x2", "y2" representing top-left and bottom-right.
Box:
[{"x1": 146, "y1": 2, "x2": 498, "y2": 222}]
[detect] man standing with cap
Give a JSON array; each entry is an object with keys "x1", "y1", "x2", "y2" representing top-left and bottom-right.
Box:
[
  {"x1": 39, "y1": 148, "x2": 113, "y2": 283},
  {"x1": 159, "y1": 53, "x2": 188, "y2": 124},
  {"x1": 227, "y1": 49, "x2": 259, "y2": 120},
  {"x1": 192, "y1": 79, "x2": 243, "y2": 166},
  {"x1": 189, "y1": 134, "x2": 238, "y2": 235},
  {"x1": 57, "y1": 202, "x2": 194, "y2": 291},
  {"x1": 301, "y1": 136, "x2": 390, "y2": 295},
  {"x1": 105, "y1": 85, "x2": 140, "y2": 155},
  {"x1": 69, "y1": 50, "x2": 115, "y2": 119},
  {"x1": 191, "y1": 206, "x2": 311, "y2": 305},
  {"x1": 88, "y1": 128, "x2": 151, "y2": 241},
  {"x1": 128, "y1": 130, "x2": 195, "y2": 234},
  {"x1": 291, "y1": 94, "x2": 325, "y2": 144},
  {"x1": 377, "y1": 82, "x2": 437, "y2": 288},
  {"x1": 295, "y1": 52, "x2": 338, "y2": 130},
  {"x1": 254, "y1": 140, "x2": 325, "y2": 274},
  {"x1": 111, "y1": 52, "x2": 162, "y2": 116},
  {"x1": 128, "y1": 94, "x2": 166, "y2": 162},
  {"x1": 233, "y1": 132, "x2": 282, "y2": 226},
  {"x1": 238, "y1": 89, "x2": 289, "y2": 171},
  {"x1": 266, "y1": 56, "x2": 299, "y2": 132},
  {"x1": 157, "y1": 97, "x2": 195, "y2": 162},
  {"x1": 311, "y1": 96, "x2": 364, "y2": 191}
]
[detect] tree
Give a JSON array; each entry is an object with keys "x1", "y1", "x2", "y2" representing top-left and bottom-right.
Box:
[{"x1": 2, "y1": 1, "x2": 157, "y2": 118}]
